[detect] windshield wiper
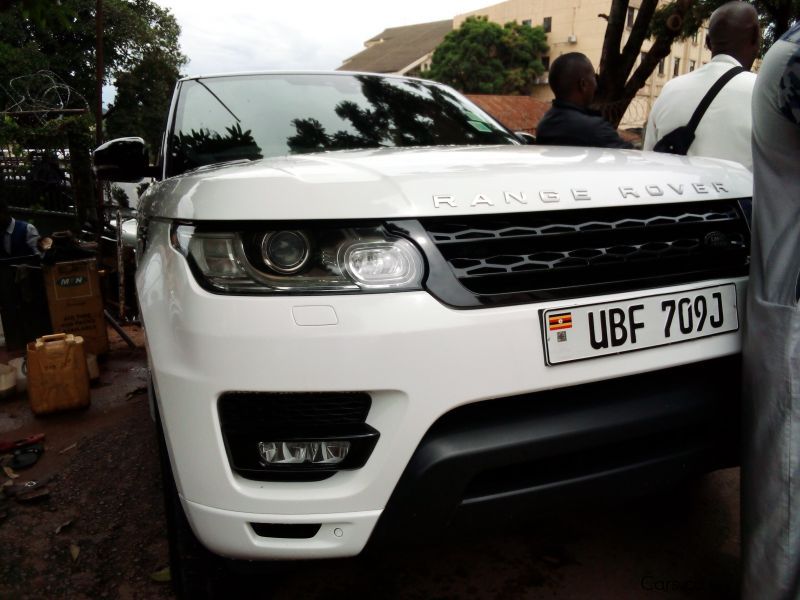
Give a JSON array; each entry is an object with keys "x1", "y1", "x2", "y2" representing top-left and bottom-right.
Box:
[{"x1": 195, "y1": 79, "x2": 241, "y2": 123}]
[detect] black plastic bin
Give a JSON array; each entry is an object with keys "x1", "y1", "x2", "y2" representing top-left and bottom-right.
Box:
[{"x1": 0, "y1": 255, "x2": 52, "y2": 351}]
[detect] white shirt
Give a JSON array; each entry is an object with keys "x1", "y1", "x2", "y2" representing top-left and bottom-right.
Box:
[
  {"x1": 643, "y1": 54, "x2": 757, "y2": 170},
  {"x1": 2, "y1": 217, "x2": 41, "y2": 257}
]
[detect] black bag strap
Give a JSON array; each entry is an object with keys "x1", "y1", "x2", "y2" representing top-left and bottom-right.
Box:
[{"x1": 686, "y1": 66, "x2": 745, "y2": 133}]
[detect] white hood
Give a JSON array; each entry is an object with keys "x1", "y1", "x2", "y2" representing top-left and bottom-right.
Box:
[{"x1": 143, "y1": 145, "x2": 753, "y2": 221}]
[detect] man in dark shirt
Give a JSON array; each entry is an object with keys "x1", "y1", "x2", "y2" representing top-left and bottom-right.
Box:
[{"x1": 535, "y1": 53, "x2": 633, "y2": 149}]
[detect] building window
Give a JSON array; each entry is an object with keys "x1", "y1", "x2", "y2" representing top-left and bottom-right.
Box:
[
  {"x1": 658, "y1": 58, "x2": 665, "y2": 76},
  {"x1": 692, "y1": 30, "x2": 699, "y2": 44},
  {"x1": 673, "y1": 57, "x2": 681, "y2": 77},
  {"x1": 543, "y1": 16, "x2": 552, "y2": 33},
  {"x1": 689, "y1": 60, "x2": 696, "y2": 72},
  {"x1": 542, "y1": 55, "x2": 551, "y2": 71},
  {"x1": 627, "y1": 7, "x2": 635, "y2": 28},
  {"x1": 640, "y1": 51, "x2": 647, "y2": 66},
  {"x1": 522, "y1": 19, "x2": 532, "y2": 26}
]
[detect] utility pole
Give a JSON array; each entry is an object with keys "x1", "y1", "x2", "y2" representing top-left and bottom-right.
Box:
[
  {"x1": 95, "y1": 0, "x2": 104, "y2": 239},
  {"x1": 95, "y1": 0, "x2": 104, "y2": 148}
]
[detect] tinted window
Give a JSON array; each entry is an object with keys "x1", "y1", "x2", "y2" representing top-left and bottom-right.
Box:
[{"x1": 167, "y1": 74, "x2": 517, "y2": 176}]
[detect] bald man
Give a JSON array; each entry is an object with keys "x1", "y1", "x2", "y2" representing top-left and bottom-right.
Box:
[
  {"x1": 535, "y1": 52, "x2": 633, "y2": 148},
  {"x1": 643, "y1": 1, "x2": 760, "y2": 169}
]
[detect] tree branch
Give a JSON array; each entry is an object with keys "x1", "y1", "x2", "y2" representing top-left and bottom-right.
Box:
[
  {"x1": 622, "y1": 35, "x2": 673, "y2": 102},
  {"x1": 599, "y1": 0, "x2": 630, "y2": 75},
  {"x1": 619, "y1": 0, "x2": 660, "y2": 77}
]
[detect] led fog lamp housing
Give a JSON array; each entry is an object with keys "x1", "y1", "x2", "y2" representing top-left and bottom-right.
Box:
[
  {"x1": 221, "y1": 428, "x2": 380, "y2": 481},
  {"x1": 258, "y1": 440, "x2": 351, "y2": 465},
  {"x1": 260, "y1": 230, "x2": 310, "y2": 274}
]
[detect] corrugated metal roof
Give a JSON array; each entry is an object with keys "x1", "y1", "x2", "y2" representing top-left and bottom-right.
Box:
[
  {"x1": 339, "y1": 20, "x2": 452, "y2": 74},
  {"x1": 466, "y1": 94, "x2": 550, "y2": 133},
  {"x1": 466, "y1": 94, "x2": 642, "y2": 144}
]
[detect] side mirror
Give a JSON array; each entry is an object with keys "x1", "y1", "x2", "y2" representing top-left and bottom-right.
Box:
[
  {"x1": 93, "y1": 137, "x2": 158, "y2": 182},
  {"x1": 121, "y1": 219, "x2": 138, "y2": 248},
  {"x1": 515, "y1": 132, "x2": 537, "y2": 145}
]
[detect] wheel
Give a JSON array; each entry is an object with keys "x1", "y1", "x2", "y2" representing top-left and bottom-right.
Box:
[{"x1": 154, "y1": 391, "x2": 225, "y2": 599}]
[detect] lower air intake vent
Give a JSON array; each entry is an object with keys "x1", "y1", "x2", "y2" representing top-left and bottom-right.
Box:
[{"x1": 250, "y1": 523, "x2": 321, "y2": 539}]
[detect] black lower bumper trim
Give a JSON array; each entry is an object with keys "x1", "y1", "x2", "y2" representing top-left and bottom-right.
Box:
[
  {"x1": 369, "y1": 356, "x2": 740, "y2": 545},
  {"x1": 250, "y1": 523, "x2": 321, "y2": 539}
]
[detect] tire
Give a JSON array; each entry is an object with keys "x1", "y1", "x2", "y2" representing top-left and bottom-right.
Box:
[{"x1": 154, "y1": 389, "x2": 225, "y2": 599}]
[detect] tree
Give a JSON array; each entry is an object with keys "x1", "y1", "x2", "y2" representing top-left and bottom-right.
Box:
[
  {"x1": 758, "y1": 0, "x2": 800, "y2": 48},
  {"x1": 596, "y1": 0, "x2": 800, "y2": 127},
  {"x1": 0, "y1": 0, "x2": 186, "y2": 137},
  {"x1": 105, "y1": 49, "x2": 181, "y2": 151},
  {"x1": 0, "y1": 0, "x2": 72, "y2": 27},
  {"x1": 422, "y1": 16, "x2": 549, "y2": 95}
]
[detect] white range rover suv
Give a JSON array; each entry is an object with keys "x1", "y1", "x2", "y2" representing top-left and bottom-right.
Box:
[{"x1": 94, "y1": 72, "x2": 751, "y2": 597}]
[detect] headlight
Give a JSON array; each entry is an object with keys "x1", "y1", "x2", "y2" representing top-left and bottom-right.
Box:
[
  {"x1": 171, "y1": 224, "x2": 425, "y2": 294},
  {"x1": 260, "y1": 230, "x2": 311, "y2": 274},
  {"x1": 342, "y1": 240, "x2": 423, "y2": 288}
]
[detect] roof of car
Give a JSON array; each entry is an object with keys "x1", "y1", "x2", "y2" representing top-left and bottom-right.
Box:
[{"x1": 178, "y1": 71, "x2": 426, "y2": 83}]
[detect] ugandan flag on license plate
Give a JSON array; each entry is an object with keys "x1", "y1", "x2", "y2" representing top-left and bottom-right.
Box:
[{"x1": 548, "y1": 312, "x2": 572, "y2": 331}]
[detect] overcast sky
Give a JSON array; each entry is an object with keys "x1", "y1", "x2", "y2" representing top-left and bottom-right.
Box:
[{"x1": 154, "y1": 0, "x2": 491, "y2": 76}]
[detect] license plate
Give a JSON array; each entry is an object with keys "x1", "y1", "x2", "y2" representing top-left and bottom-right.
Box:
[{"x1": 542, "y1": 284, "x2": 739, "y2": 365}]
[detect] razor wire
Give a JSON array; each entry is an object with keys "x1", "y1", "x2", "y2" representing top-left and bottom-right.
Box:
[
  {"x1": 1, "y1": 70, "x2": 89, "y2": 121},
  {"x1": 594, "y1": 95, "x2": 652, "y2": 129}
]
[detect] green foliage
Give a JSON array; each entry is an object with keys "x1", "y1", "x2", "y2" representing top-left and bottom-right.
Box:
[
  {"x1": 105, "y1": 49, "x2": 181, "y2": 152},
  {"x1": 0, "y1": 0, "x2": 186, "y2": 137},
  {"x1": 0, "y1": 0, "x2": 72, "y2": 28},
  {"x1": 749, "y1": 0, "x2": 800, "y2": 50},
  {"x1": 169, "y1": 123, "x2": 262, "y2": 175},
  {"x1": 0, "y1": 113, "x2": 93, "y2": 151},
  {"x1": 0, "y1": 112, "x2": 95, "y2": 222},
  {"x1": 422, "y1": 17, "x2": 549, "y2": 95},
  {"x1": 286, "y1": 76, "x2": 512, "y2": 154},
  {"x1": 648, "y1": 0, "x2": 800, "y2": 50},
  {"x1": 0, "y1": 0, "x2": 185, "y2": 224}
]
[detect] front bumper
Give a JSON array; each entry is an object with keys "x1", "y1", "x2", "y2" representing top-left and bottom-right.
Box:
[
  {"x1": 139, "y1": 223, "x2": 745, "y2": 559},
  {"x1": 370, "y1": 355, "x2": 739, "y2": 547}
]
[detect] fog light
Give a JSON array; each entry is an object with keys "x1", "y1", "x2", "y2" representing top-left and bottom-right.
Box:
[
  {"x1": 312, "y1": 441, "x2": 351, "y2": 464},
  {"x1": 258, "y1": 440, "x2": 351, "y2": 466},
  {"x1": 258, "y1": 441, "x2": 308, "y2": 464}
]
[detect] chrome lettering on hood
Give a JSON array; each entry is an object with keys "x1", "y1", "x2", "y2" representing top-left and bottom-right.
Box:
[{"x1": 433, "y1": 181, "x2": 731, "y2": 208}]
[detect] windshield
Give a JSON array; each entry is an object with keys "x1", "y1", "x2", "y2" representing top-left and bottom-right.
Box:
[{"x1": 166, "y1": 73, "x2": 518, "y2": 176}]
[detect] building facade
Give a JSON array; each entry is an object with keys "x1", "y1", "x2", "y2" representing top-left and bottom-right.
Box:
[{"x1": 455, "y1": 0, "x2": 713, "y2": 129}]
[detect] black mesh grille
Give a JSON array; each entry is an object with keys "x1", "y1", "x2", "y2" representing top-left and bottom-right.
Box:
[
  {"x1": 419, "y1": 200, "x2": 749, "y2": 306},
  {"x1": 219, "y1": 392, "x2": 371, "y2": 436}
]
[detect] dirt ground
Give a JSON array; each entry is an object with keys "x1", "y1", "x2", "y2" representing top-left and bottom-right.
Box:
[
  {"x1": 0, "y1": 325, "x2": 742, "y2": 600},
  {"x1": 0, "y1": 326, "x2": 172, "y2": 600}
]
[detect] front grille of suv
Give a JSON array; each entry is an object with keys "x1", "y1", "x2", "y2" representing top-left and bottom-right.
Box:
[{"x1": 410, "y1": 200, "x2": 750, "y2": 308}]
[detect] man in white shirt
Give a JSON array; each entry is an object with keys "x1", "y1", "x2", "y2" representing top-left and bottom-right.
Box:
[{"x1": 643, "y1": 1, "x2": 760, "y2": 170}]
